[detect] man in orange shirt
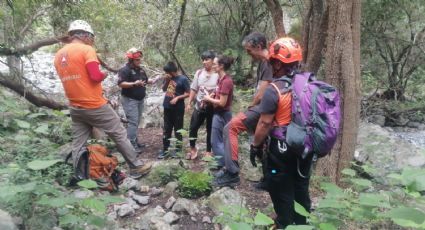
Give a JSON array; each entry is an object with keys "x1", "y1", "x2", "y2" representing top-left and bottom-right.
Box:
[{"x1": 54, "y1": 20, "x2": 151, "y2": 179}]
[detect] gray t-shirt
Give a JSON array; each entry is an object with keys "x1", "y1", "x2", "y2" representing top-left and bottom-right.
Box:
[
  {"x1": 190, "y1": 68, "x2": 219, "y2": 110},
  {"x1": 255, "y1": 60, "x2": 273, "y2": 92}
]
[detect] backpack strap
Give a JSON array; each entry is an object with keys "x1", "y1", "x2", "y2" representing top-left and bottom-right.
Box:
[{"x1": 292, "y1": 72, "x2": 313, "y2": 125}]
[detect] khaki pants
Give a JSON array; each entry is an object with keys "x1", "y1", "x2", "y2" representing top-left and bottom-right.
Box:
[{"x1": 70, "y1": 104, "x2": 144, "y2": 169}]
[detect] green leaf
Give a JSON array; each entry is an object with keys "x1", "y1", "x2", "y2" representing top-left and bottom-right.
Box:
[
  {"x1": 320, "y1": 183, "x2": 344, "y2": 197},
  {"x1": 37, "y1": 197, "x2": 78, "y2": 207},
  {"x1": 357, "y1": 193, "x2": 390, "y2": 208},
  {"x1": 59, "y1": 214, "x2": 80, "y2": 226},
  {"x1": 86, "y1": 215, "x2": 107, "y2": 227},
  {"x1": 0, "y1": 182, "x2": 36, "y2": 199},
  {"x1": 77, "y1": 179, "x2": 98, "y2": 189},
  {"x1": 319, "y1": 223, "x2": 337, "y2": 230},
  {"x1": 82, "y1": 198, "x2": 107, "y2": 213},
  {"x1": 285, "y1": 225, "x2": 314, "y2": 230},
  {"x1": 317, "y1": 198, "x2": 347, "y2": 209},
  {"x1": 381, "y1": 207, "x2": 425, "y2": 224},
  {"x1": 99, "y1": 195, "x2": 125, "y2": 204},
  {"x1": 34, "y1": 124, "x2": 49, "y2": 134},
  {"x1": 228, "y1": 222, "x2": 252, "y2": 230},
  {"x1": 253, "y1": 212, "x2": 274, "y2": 226},
  {"x1": 27, "y1": 112, "x2": 47, "y2": 119},
  {"x1": 27, "y1": 159, "x2": 61, "y2": 170},
  {"x1": 14, "y1": 119, "x2": 30, "y2": 129},
  {"x1": 350, "y1": 178, "x2": 372, "y2": 188},
  {"x1": 294, "y1": 201, "x2": 310, "y2": 217},
  {"x1": 341, "y1": 168, "x2": 356, "y2": 177}
]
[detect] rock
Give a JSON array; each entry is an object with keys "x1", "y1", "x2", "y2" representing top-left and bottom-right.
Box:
[
  {"x1": 243, "y1": 166, "x2": 263, "y2": 182},
  {"x1": 202, "y1": 216, "x2": 212, "y2": 224},
  {"x1": 135, "y1": 206, "x2": 166, "y2": 230},
  {"x1": 126, "y1": 198, "x2": 141, "y2": 210},
  {"x1": 394, "y1": 115, "x2": 409, "y2": 126},
  {"x1": 207, "y1": 187, "x2": 246, "y2": 215},
  {"x1": 121, "y1": 178, "x2": 139, "y2": 190},
  {"x1": 0, "y1": 209, "x2": 17, "y2": 230},
  {"x1": 191, "y1": 216, "x2": 197, "y2": 222},
  {"x1": 172, "y1": 198, "x2": 199, "y2": 216},
  {"x1": 165, "y1": 196, "x2": 177, "y2": 209},
  {"x1": 140, "y1": 185, "x2": 150, "y2": 193},
  {"x1": 150, "y1": 218, "x2": 172, "y2": 230},
  {"x1": 407, "y1": 121, "x2": 422, "y2": 129},
  {"x1": 132, "y1": 195, "x2": 150, "y2": 205},
  {"x1": 150, "y1": 187, "x2": 163, "y2": 196},
  {"x1": 118, "y1": 204, "x2": 135, "y2": 217},
  {"x1": 408, "y1": 155, "x2": 425, "y2": 167},
  {"x1": 163, "y1": 212, "x2": 179, "y2": 224},
  {"x1": 107, "y1": 211, "x2": 117, "y2": 221},
  {"x1": 368, "y1": 115, "x2": 386, "y2": 127},
  {"x1": 164, "y1": 182, "x2": 179, "y2": 195},
  {"x1": 73, "y1": 189, "x2": 94, "y2": 199}
]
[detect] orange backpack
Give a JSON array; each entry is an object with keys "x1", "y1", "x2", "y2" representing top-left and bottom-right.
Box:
[{"x1": 87, "y1": 144, "x2": 119, "y2": 191}]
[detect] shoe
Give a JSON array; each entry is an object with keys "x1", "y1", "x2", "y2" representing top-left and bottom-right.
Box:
[
  {"x1": 133, "y1": 145, "x2": 142, "y2": 154},
  {"x1": 186, "y1": 148, "x2": 198, "y2": 160},
  {"x1": 212, "y1": 171, "x2": 240, "y2": 187},
  {"x1": 213, "y1": 168, "x2": 226, "y2": 178},
  {"x1": 158, "y1": 150, "x2": 168, "y2": 159},
  {"x1": 129, "y1": 162, "x2": 152, "y2": 179},
  {"x1": 137, "y1": 143, "x2": 146, "y2": 149}
]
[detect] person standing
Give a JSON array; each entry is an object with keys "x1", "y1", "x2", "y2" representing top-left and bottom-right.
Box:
[
  {"x1": 54, "y1": 20, "x2": 151, "y2": 179},
  {"x1": 185, "y1": 50, "x2": 219, "y2": 160},
  {"x1": 158, "y1": 61, "x2": 190, "y2": 159},
  {"x1": 118, "y1": 48, "x2": 153, "y2": 153},
  {"x1": 203, "y1": 55, "x2": 235, "y2": 174},
  {"x1": 250, "y1": 37, "x2": 312, "y2": 229}
]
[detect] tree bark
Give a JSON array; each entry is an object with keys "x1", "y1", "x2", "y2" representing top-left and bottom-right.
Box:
[
  {"x1": 313, "y1": 0, "x2": 361, "y2": 184},
  {"x1": 263, "y1": 0, "x2": 286, "y2": 37},
  {"x1": 301, "y1": 0, "x2": 328, "y2": 74}
]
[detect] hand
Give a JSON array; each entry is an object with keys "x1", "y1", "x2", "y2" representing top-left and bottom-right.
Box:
[
  {"x1": 170, "y1": 97, "x2": 178, "y2": 105},
  {"x1": 250, "y1": 144, "x2": 263, "y2": 167},
  {"x1": 203, "y1": 94, "x2": 211, "y2": 103},
  {"x1": 185, "y1": 103, "x2": 192, "y2": 112}
]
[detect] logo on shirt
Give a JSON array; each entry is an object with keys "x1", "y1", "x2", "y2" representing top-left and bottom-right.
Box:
[
  {"x1": 59, "y1": 53, "x2": 68, "y2": 67},
  {"x1": 166, "y1": 80, "x2": 177, "y2": 98}
]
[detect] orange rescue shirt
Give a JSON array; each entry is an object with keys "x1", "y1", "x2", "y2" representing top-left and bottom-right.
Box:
[{"x1": 54, "y1": 42, "x2": 107, "y2": 109}]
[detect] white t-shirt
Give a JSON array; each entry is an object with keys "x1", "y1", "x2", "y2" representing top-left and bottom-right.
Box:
[{"x1": 190, "y1": 68, "x2": 219, "y2": 110}]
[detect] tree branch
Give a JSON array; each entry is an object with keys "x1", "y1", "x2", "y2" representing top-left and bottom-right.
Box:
[
  {"x1": 263, "y1": 0, "x2": 286, "y2": 37},
  {"x1": 171, "y1": 0, "x2": 187, "y2": 52},
  {"x1": 0, "y1": 35, "x2": 70, "y2": 56},
  {"x1": 19, "y1": 6, "x2": 52, "y2": 37}
]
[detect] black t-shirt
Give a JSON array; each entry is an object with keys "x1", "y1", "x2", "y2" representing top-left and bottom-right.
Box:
[
  {"x1": 255, "y1": 60, "x2": 273, "y2": 90},
  {"x1": 163, "y1": 75, "x2": 190, "y2": 109},
  {"x1": 258, "y1": 80, "x2": 289, "y2": 114},
  {"x1": 117, "y1": 63, "x2": 148, "y2": 100}
]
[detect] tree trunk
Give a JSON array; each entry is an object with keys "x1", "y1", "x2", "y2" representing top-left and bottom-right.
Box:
[
  {"x1": 313, "y1": 0, "x2": 361, "y2": 184},
  {"x1": 301, "y1": 0, "x2": 328, "y2": 74},
  {"x1": 263, "y1": 0, "x2": 286, "y2": 37}
]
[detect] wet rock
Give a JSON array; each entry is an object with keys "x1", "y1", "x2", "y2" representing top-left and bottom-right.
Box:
[
  {"x1": 165, "y1": 196, "x2": 176, "y2": 209},
  {"x1": 172, "y1": 198, "x2": 199, "y2": 216},
  {"x1": 163, "y1": 212, "x2": 179, "y2": 224},
  {"x1": 207, "y1": 187, "x2": 246, "y2": 215}
]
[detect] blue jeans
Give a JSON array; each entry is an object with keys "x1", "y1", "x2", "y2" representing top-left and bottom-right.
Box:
[
  {"x1": 121, "y1": 96, "x2": 144, "y2": 145},
  {"x1": 211, "y1": 111, "x2": 232, "y2": 167}
]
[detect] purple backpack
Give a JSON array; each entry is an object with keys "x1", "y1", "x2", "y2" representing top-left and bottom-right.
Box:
[{"x1": 286, "y1": 72, "x2": 341, "y2": 158}]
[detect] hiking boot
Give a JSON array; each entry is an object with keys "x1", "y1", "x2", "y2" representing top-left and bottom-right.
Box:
[
  {"x1": 213, "y1": 168, "x2": 226, "y2": 178},
  {"x1": 157, "y1": 150, "x2": 168, "y2": 159},
  {"x1": 129, "y1": 162, "x2": 152, "y2": 179},
  {"x1": 212, "y1": 171, "x2": 240, "y2": 187},
  {"x1": 137, "y1": 142, "x2": 146, "y2": 149}
]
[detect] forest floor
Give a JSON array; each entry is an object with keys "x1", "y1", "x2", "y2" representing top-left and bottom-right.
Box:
[{"x1": 124, "y1": 127, "x2": 274, "y2": 229}]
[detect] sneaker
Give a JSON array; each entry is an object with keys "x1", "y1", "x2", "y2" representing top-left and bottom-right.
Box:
[
  {"x1": 212, "y1": 171, "x2": 240, "y2": 187},
  {"x1": 157, "y1": 150, "x2": 168, "y2": 159},
  {"x1": 129, "y1": 162, "x2": 152, "y2": 179}
]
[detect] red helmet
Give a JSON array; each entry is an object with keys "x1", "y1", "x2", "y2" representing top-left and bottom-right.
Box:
[
  {"x1": 126, "y1": 47, "x2": 142, "y2": 59},
  {"x1": 268, "y1": 37, "x2": 303, "y2": 64}
]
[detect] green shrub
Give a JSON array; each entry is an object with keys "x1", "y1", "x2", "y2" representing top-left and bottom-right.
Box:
[
  {"x1": 145, "y1": 163, "x2": 184, "y2": 187},
  {"x1": 178, "y1": 170, "x2": 212, "y2": 199}
]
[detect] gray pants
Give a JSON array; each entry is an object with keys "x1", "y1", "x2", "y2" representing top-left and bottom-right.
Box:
[
  {"x1": 211, "y1": 111, "x2": 232, "y2": 167},
  {"x1": 121, "y1": 96, "x2": 144, "y2": 145},
  {"x1": 70, "y1": 104, "x2": 144, "y2": 169}
]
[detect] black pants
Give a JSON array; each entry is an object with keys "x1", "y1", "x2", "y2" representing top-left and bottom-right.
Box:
[
  {"x1": 265, "y1": 137, "x2": 313, "y2": 229},
  {"x1": 163, "y1": 107, "x2": 184, "y2": 152},
  {"x1": 189, "y1": 107, "x2": 213, "y2": 152}
]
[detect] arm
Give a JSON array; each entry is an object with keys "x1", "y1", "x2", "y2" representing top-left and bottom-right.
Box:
[
  {"x1": 86, "y1": 61, "x2": 106, "y2": 82},
  {"x1": 251, "y1": 80, "x2": 271, "y2": 106},
  {"x1": 204, "y1": 93, "x2": 228, "y2": 108},
  {"x1": 186, "y1": 89, "x2": 197, "y2": 111},
  {"x1": 119, "y1": 80, "x2": 145, "y2": 88},
  {"x1": 252, "y1": 113, "x2": 275, "y2": 146},
  {"x1": 170, "y1": 91, "x2": 189, "y2": 105}
]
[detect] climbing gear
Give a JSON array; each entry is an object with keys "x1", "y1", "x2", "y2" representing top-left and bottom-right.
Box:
[{"x1": 268, "y1": 37, "x2": 303, "y2": 64}]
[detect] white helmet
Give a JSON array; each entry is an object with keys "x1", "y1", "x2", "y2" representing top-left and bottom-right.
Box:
[{"x1": 68, "y1": 20, "x2": 94, "y2": 35}]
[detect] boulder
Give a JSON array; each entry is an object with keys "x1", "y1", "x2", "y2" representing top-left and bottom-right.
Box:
[
  {"x1": 164, "y1": 182, "x2": 179, "y2": 196},
  {"x1": 368, "y1": 115, "x2": 386, "y2": 127},
  {"x1": 117, "y1": 203, "x2": 135, "y2": 217},
  {"x1": 135, "y1": 206, "x2": 166, "y2": 230},
  {"x1": 207, "y1": 187, "x2": 246, "y2": 215},
  {"x1": 163, "y1": 212, "x2": 179, "y2": 224},
  {"x1": 165, "y1": 196, "x2": 177, "y2": 209},
  {"x1": 171, "y1": 198, "x2": 199, "y2": 216},
  {"x1": 0, "y1": 209, "x2": 17, "y2": 230}
]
